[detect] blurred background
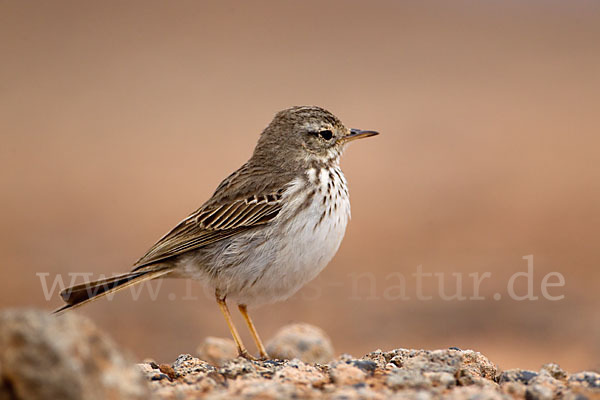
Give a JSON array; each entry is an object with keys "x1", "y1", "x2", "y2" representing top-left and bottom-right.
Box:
[{"x1": 1, "y1": 0, "x2": 599, "y2": 372}]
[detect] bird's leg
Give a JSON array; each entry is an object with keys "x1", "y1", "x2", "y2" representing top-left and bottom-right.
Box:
[
  {"x1": 215, "y1": 291, "x2": 256, "y2": 360},
  {"x1": 238, "y1": 304, "x2": 269, "y2": 360}
]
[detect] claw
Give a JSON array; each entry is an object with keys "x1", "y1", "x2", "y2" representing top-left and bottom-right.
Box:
[{"x1": 238, "y1": 350, "x2": 259, "y2": 361}]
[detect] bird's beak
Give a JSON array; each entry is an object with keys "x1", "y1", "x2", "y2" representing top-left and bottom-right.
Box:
[{"x1": 338, "y1": 129, "x2": 379, "y2": 144}]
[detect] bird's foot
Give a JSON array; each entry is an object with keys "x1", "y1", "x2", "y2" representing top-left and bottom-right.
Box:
[
  {"x1": 257, "y1": 351, "x2": 270, "y2": 361},
  {"x1": 238, "y1": 349, "x2": 259, "y2": 361}
]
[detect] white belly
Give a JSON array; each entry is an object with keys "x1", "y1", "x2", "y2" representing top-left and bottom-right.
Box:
[
  {"x1": 177, "y1": 167, "x2": 351, "y2": 307},
  {"x1": 260, "y1": 172, "x2": 350, "y2": 301}
]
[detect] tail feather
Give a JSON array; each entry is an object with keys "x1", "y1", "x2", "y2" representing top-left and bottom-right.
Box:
[{"x1": 53, "y1": 267, "x2": 173, "y2": 315}]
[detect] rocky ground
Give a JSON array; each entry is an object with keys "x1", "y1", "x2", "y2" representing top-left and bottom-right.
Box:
[
  {"x1": 1, "y1": 309, "x2": 598, "y2": 400},
  {"x1": 140, "y1": 350, "x2": 600, "y2": 400}
]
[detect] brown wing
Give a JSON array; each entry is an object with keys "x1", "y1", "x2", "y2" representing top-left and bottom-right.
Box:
[{"x1": 132, "y1": 189, "x2": 286, "y2": 269}]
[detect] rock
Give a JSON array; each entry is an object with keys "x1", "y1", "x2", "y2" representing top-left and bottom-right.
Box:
[
  {"x1": 329, "y1": 362, "x2": 367, "y2": 386},
  {"x1": 137, "y1": 346, "x2": 600, "y2": 399},
  {"x1": 196, "y1": 336, "x2": 237, "y2": 366},
  {"x1": 525, "y1": 383, "x2": 554, "y2": 400},
  {"x1": 5, "y1": 311, "x2": 597, "y2": 400},
  {"x1": 158, "y1": 364, "x2": 177, "y2": 380},
  {"x1": 499, "y1": 366, "x2": 574, "y2": 400},
  {"x1": 501, "y1": 381, "x2": 527, "y2": 398},
  {"x1": 140, "y1": 348, "x2": 501, "y2": 399},
  {"x1": 528, "y1": 372, "x2": 567, "y2": 398},
  {"x1": 272, "y1": 359, "x2": 328, "y2": 388},
  {"x1": 0, "y1": 309, "x2": 148, "y2": 400},
  {"x1": 568, "y1": 371, "x2": 600, "y2": 389},
  {"x1": 386, "y1": 369, "x2": 433, "y2": 390},
  {"x1": 540, "y1": 363, "x2": 567, "y2": 380},
  {"x1": 137, "y1": 363, "x2": 171, "y2": 382},
  {"x1": 352, "y1": 359, "x2": 378, "y2": 374},
  {"x1": 265, "y1": 323, "x2": 334, "y2": 364},
  {"x1": 365, "y1": 348, "x2": 498, "y2": 387},
  {"x1": 456, "y1": 349, "x2": 498, "y2": 386},
  {"x1": 446, "y1": 386, "x2": 507, "y2": 400},
  {"x1": 171, "y1": 354, "x2": 216, "y2": 382},
  {"x1": 499, "y1": 369, "x2": 539, "y2": 384}
]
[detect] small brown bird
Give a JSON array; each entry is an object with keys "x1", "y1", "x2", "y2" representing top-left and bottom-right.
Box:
[{"x1": 55, "y1": 106, "x2": 378, "y2": 359}]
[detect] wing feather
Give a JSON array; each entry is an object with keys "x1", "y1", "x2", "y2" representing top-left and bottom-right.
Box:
[
  {"x1": 211, "y1": 202, "x2": 246, "y2": 229},
  {"x1": 132, "y1": 191, "x2": 285, "y2": 269},
  {"x1": 219, "y1": 203, "x2": 257, "y2": 229}
]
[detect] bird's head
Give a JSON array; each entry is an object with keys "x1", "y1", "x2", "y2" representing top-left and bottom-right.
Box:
[{"x1": 253, "y1": 106, "x2": 378, "y2": 169}]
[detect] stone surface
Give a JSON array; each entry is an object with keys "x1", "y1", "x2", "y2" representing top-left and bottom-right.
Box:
[
  {"x1": 196, "y1": 336, "x2": 238, "y2": 366},
  {"x1": 0, "y1": 309, "x2": 148, "y2": 400},
  {"x1": 265, "y1": 323, "x2": 334, "y2": 364},
  {"x1": 568, "y1": 371, "x2": 600, "y2": 389},
  {"x1": 3, "y1": 311, "x2": 598, "y2": 400},
  {"x1": 138, "y1": 346, "x2": 600, "y2": 399}
]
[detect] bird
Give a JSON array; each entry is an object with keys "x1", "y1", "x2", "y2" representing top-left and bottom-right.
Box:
[{"x1": 54, "y1": 105, "x2": 378, "y2": 360}]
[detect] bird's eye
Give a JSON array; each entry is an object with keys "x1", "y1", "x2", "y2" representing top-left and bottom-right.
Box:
[{"x1": 318, "y1": 130, "x2": 333, "y2": 140}]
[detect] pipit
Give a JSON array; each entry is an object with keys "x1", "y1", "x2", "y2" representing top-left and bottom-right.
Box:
[{"x1": 55, "y1": 106, "x2": 378, "y2": 360}]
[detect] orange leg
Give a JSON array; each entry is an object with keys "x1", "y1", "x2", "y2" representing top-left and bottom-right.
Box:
[
  {"x1": 238, "y1": 304, "x2": 269, "y2": 359},
  {"x1": 215, "y1": 291, "x2": 256, "y2": 360}
]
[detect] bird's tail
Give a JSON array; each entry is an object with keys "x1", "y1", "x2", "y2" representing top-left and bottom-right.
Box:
[{"x1": 53, "y1": 266, "x2": 173, "y2": 315}]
